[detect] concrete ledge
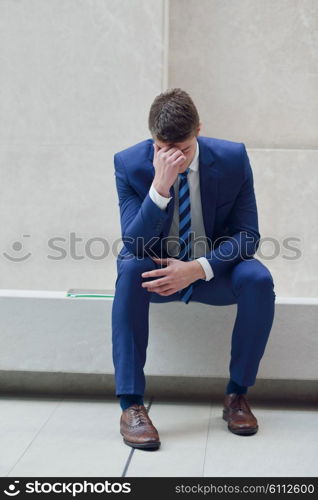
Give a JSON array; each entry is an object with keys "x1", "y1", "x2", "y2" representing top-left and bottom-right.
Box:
[
  {"x1": 0, "y1": 370, "x2": 317, "y2": 405},
  {"x1": 0, "y1": 291, "x2": 317, "y2": 400}
]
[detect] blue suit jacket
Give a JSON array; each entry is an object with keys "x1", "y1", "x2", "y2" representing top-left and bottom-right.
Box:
[{"x1": 113, "y1": 135, "x2": 260, "y2": 279}]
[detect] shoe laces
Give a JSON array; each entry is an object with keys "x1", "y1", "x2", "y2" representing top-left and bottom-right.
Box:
[
  {"x1": 231, "y1": 394, "x2": 249, "y2": 412},
  {"x1": 129, "y1": 405, "x2": 149, "y2": 426}
]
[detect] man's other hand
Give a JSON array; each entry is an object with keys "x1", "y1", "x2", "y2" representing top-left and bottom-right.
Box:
[{"x1": 141, "y1": 257, "x2": 205, "y2": 296}]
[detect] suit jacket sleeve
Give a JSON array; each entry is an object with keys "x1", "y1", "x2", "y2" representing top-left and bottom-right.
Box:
[
  {"x1": 204, "y1": 143, "x2": 261, "y2": 278},
  {"x1": 114, "y1": 152, "x2": 170, "y2": 256}
]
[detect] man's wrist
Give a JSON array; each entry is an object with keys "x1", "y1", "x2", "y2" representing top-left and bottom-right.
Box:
[
  {"x1": 189, "y1": 259, "x2": 206, "y2": 280},
  {"x1": 153, "y1": 180, "x2": 170, "y2": 198}
]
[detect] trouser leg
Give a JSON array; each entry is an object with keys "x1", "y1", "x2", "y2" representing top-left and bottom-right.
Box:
[
  {"x1": 190, "y1": 257, "x2": 276, "y2": 387},
  {"x1": 229, "y1": 258, "x2": 276, "y2": 386},
  {"x1": 111, "y1": 255, "x2": 177, "y2": 396}
]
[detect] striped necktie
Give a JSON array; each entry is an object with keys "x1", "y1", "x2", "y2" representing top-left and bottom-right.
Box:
[{"x1": 178, "y1": 167, "x2": 193, "y2": 304}]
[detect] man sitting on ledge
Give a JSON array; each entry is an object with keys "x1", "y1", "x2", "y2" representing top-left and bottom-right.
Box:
[{"x1": 112, "y1": 87, "x2": 276, "y2": 450}]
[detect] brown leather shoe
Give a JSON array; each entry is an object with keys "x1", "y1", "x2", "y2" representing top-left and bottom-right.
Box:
[
  {"x1": 222, "y1": 393, "x2": 258, "y2": 435},
  {"x1": 120, "y1": 404, "x2": 161, "y2": 449}
]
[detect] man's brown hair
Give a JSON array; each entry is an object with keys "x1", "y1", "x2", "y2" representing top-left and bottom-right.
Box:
[{"x1": 148, "y1": 88, "x2": 200, "y2": 143}]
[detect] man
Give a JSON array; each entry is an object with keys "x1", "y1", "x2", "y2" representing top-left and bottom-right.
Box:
[{"x1": 112, "y1": 88, "x2": 275, "y2": 450}]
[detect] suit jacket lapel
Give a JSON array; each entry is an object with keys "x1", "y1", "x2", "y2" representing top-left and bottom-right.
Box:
[{"x1": 197, "y1": 136, "x2": 218, "y2": 248}]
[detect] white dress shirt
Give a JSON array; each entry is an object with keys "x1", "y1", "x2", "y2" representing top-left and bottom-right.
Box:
[{"x1": 149, "y1": 139, "x2": 214, "y2": 281}]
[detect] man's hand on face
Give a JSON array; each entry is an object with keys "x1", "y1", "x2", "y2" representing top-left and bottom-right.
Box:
[
  {"x1": 152, "y1": 143, "x2": 186, "y2": 197},
  {"x1": 141, "y1": 257, "x2": 205, "y2": 296}
]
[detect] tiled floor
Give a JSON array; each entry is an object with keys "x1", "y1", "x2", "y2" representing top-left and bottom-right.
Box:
[{"x1": 1, "y1": 395, "x2": 317, "y2": 477}]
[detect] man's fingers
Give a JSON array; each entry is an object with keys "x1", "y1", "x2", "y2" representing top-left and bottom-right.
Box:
[
  {"x1": 141, "y1": 267, "x2": 169, "y2": 278},
  {"x1": 156, "y1": 145, "x2": 171, "y2": 154},
  {"x1": 173, "y1": 155, "x2": 186, "y2": 165},
  {"x1": 164, "y1": 147, "x2": 180, "y2": 158},
  {"x1": 142, "y1": 278, "x2": 170, "y2": 288},
  {"x1": 169, "y1": 149, "x2": 185, "y2": 161},
  {"x1": 156, "y1": 146, "x2": 179, "y2": 157},
  {"x1": 150, "y1": 285, "x2": 176, "y2": 295}
]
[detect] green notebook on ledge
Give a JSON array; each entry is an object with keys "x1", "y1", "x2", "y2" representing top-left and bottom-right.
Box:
[{"x1": 66, "y1": 289, "x2": 115, "y2": 298}]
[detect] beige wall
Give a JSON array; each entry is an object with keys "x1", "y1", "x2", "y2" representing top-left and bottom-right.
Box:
[
  {"x1": 169, "y1": 0, "x2": 318, "y2": 149},
  {"x1": 0, "y1": 0, "x2": 165, "y2": 291},
  {"x1": 0, "y1": 0, "x2": 317, "y2": 297},
  {"x1": 169, "y1": 0, "x2": 318, "y2": 296}
]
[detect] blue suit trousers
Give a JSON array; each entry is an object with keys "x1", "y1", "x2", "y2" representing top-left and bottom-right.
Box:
[{"x1": 111, "y1": 255, "x2": 276, "y2": 396}]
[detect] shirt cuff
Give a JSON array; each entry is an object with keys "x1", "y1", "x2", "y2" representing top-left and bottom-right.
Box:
[
  {"x1": 149, "y1": 182, "x2": 172, "y2": 210},
  {"x1": 195, "y1": 257, "x2": 214, "y2": 281}
]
